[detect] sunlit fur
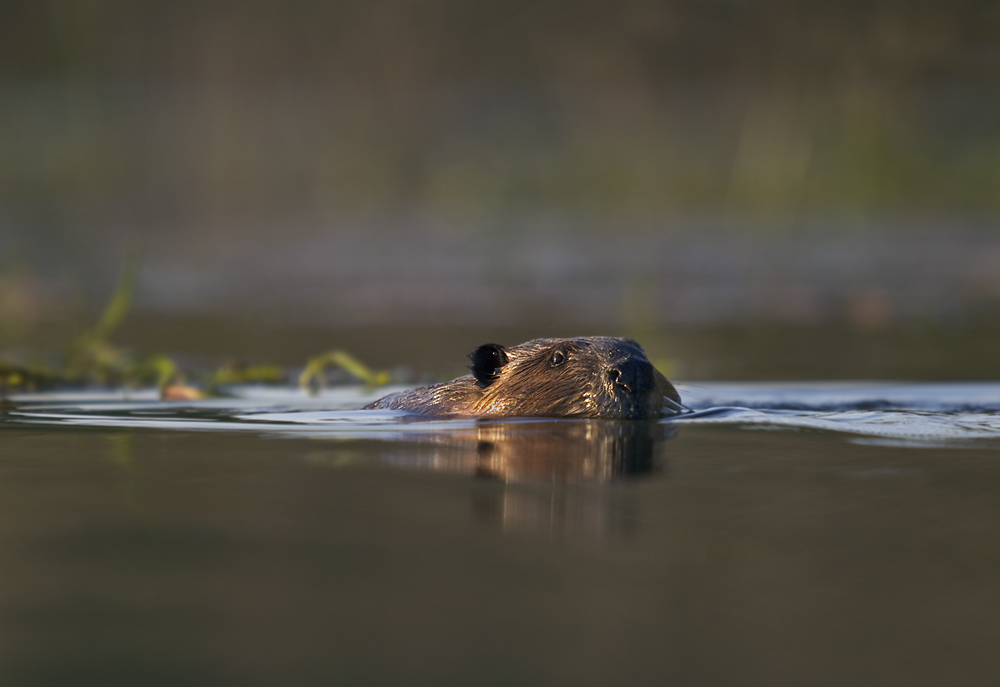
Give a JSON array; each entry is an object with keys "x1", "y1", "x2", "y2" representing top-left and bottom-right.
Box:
[{"x1": 365, "y1": 337, "x2": 682, "y2": 419}]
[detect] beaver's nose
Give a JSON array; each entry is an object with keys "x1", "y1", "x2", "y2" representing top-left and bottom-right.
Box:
[{"x1": 608, "y1": 357, "x2": 654, "y2": 394}]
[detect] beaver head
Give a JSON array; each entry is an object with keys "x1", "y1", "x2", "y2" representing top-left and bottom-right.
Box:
[{"x1": 365, "y1": 336, "x2": 682, "y2": 419}]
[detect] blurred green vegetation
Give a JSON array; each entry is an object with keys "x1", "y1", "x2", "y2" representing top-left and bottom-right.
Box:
[
  {"x1": 300, "y1": 350, "x2": 390, "y2": 395},
  {"x1": 0, "y1": 0, "x2": 997, "y2": 222},
  {"x1": 0, "y1": 256, "x2": 393, "y2": 396}
]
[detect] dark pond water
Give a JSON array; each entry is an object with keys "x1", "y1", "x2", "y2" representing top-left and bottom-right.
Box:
[{"x1": 3, "y1": 383, "x2": 1000, "y2": 686}]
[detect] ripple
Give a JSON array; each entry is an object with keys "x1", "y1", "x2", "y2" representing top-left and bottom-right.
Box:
[{"x1": 5, "y1": 382, "x2": 1000, "y2": 446}]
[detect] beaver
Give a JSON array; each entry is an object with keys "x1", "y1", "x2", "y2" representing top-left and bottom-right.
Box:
[{"x1": 364, "y1": 336, "x2": 683, "y2": 419}]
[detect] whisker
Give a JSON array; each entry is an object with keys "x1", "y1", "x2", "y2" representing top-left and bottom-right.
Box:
[{"x1": 664, "y1": 396, "x2": 694, "y2": 415}]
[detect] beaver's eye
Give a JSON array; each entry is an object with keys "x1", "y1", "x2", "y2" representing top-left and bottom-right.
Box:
[{"x1": 549, "y1": 351, "x2": 567, "y2": 367}]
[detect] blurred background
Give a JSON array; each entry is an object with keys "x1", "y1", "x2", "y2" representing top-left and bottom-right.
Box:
[{"x1": 1, "y1": 0, "x2": 999, "y2": 379}]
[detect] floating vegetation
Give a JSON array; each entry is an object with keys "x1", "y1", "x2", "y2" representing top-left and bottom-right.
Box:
[
  {"x1": 65, "y1": 254, "x2": 140, "y2": 375},
  {"x1": 299, "y1": 350, "x2": 391, "y2": 395},
  {"x1": 210, "y1": 362, "x2": 288, "y2": 388},
  {"x1": 0, "y1": 258, "x2": 392, "y2": 400},
  {"x1": 0, "y1": 361, "x2": 54, "y2": 394}
]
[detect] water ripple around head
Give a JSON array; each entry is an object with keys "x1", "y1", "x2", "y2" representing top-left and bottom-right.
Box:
[{"x1": 5, "y1": 381, "x2": 1000, "y2": 446}]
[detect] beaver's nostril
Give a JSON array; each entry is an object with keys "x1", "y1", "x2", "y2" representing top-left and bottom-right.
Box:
[
  {"x1": 609, "y1": 357, "x2": 654, "y2": 394},
  {"x1": 608, "y1": 367, "x2": 629, "y2": 390}
]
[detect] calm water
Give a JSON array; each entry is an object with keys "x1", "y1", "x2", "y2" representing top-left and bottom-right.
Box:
[{"x1": 2, "y1": 383, "x2": 1000, "y2": 686}]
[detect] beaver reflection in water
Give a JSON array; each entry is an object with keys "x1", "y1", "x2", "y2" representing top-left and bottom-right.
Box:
[{"x1": 364, "y1": 337, "x2": 683, "y2": 419}]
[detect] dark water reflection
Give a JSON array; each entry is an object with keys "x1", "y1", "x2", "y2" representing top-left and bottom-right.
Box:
[
  {"x1": 378, "y1": 419, "x2": 673, "y2": 539},
  {"x1": 376, "y1": 419, "x2": 670, "y2": 482},
  {"x1": 3, "y1": 397, "x2": 1000, "y2": 685}
]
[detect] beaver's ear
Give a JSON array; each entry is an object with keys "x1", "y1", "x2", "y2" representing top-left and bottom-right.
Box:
[{"x1": 468, "y1": 343, "x2": 509, "y2": 388}]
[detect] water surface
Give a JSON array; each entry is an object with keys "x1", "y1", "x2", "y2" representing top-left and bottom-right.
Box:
[{"x1": 2, "y1": 382, "x2": 1000, "y2": 686}]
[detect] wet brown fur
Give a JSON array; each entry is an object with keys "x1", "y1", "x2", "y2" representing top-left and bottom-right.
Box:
[{"x1": 364, "y1": 337, "x2": 682, "y2": 419}]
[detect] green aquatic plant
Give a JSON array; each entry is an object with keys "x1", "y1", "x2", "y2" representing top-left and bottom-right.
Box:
[
  {"x1": 71, "y1": 256, "x2": 138, "y2": 356},
  {"x1": 0, "y1": 360, "x2": 53, "y2": 394},
  {"x1": 0, "y1": 254, "x2": 185, "y2": 394},
  {"x1": 299, "y1": 350, "x2": 390, "y2": 395},
  {"x1": 64, "y1": 253, "x2": 141, "y2": 383},
  {"x1": 0, "y1": 256, "x2": 394, "y2": 398},
  {"x1": 208, "y1": 362, "x2": 287, "y2": 392}
]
